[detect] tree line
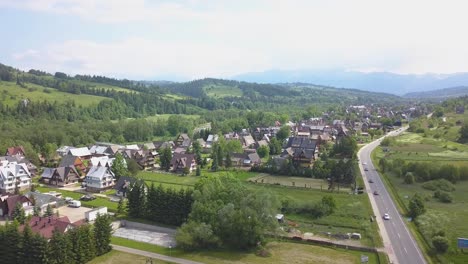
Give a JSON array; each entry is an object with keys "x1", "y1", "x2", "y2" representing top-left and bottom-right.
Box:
[{"x1": 127, "y1": 181, "x2": 194, "y2": 226}]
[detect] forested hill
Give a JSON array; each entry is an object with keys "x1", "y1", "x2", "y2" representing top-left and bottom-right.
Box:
[
  {"x1": 159, "y1": 78, "x2": 401, "y2": 105},
  {"x1": 404, "y1": 86, "x2": 468, "y2": 99}
]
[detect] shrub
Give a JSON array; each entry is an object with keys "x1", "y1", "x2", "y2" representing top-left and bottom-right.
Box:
[
  {"x1": 404, "y1": 172, "x2": 415, "y2": 184},
  {"x1": 422, "y1": 179, "x2": 455, "y2": 192},
  {"x1": 432, "y1": 236, "x2": 449, "y2": 253},
  {"x1": 434, "y1": 191, "x2": 453, "y2": 203}
]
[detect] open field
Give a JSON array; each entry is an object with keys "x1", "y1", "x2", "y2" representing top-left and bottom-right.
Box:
[
  {"x1": 68, "y1": 80, "x2": 137, "y2": 93},
  {"x1": 0, "y1": 81, "x2": 107, "y2": 106},
  {"x1": 373, "y1": 130, "x2": 468, "y2": 263},
  {"x1": 88, "y1": 250, "x2": 173, "y2": 264},
  {"x1": 204, "y1": 84, "x2": 243, "y2": 98},
  {"x1": 248, "y1": 174, "x2": 328, "y2": 190},
  {"x1": 36, "y1": 186, "x2": 119, "y2": 212},
  {"x1": 136, "y1": 169, "x2": 380, "y2": 247},
  {"x1": 111, "y1": 237, "x2": 384, "y2": 264},
  {"x1": 145, "y1": 114, "x2": 201, "y2": 122}
]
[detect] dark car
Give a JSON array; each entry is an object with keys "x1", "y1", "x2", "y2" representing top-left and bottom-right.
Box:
[
  {"x1": 373, "y1": 191, "x2": 379, "y2": 195},
  {"x1": 80, "y1": 194, "x2": 96, "y2": 201},
  {"x1": 368, "y1": 179, "x2": 374, "y2": 183},
  {"x1": 364, "y1": 168, "x2": 369, "y2": 171}
]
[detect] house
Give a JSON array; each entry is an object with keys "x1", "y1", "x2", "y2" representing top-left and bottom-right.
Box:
[
  {"x1": 84, "y1": 166, "x2": 115, "y2": 192},
  {"x1": 56, "y1": 146, "x2": 74, "y2": 157},
  {"x1": 242, "y1": 135, "x2": 256, "y2": 148},
  {"x1": 282, "y1": 137, "x2": 318, "y2": 167},
  {"x1": 88, "y1": 145, "x2": 108, "y2": 156},
  {"x1": 40, "y1": 166, "x2": 81, "y2": 187},
  {"x1": 0, "y1": 160, "x2": 32, "y2": 194},
  {"x1": 114, "y1": 176, "x2": 137, "y2": 197},
  {"x1": 170, "y1": 153, "x2": 196, "y2": 173},
  {"x1": 67, "y1": 147, "x2": 92, "y2": 160},
  {"x1": 175, "y1": 134, "x2": 191, "y2": 148},
  {"x1": 206, "y1": 134, "x2": 219, "y2": 148},
  {"x1": 24, "y1": 191, "x2": 61, "y2": 215},
  {"x1": 133, "y1": 150, "x2": 156, "y2": 170},
  {"x1": 0, "y1": 194, "x2": 33, "y2": 217},
  {"x1": 20, "y1": 215, "x2": 83, "y2": 239},
  {"x1": 230, "y1": 152, "x2": 261, "y2": 167},
  {"x1": 1, "y1": 155, "x2": 37, "y2": 177},
  {"x1": 5, "y1": 146, "x2": 26, "y2": 157}
]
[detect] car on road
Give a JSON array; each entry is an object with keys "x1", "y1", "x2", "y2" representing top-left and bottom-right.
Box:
[
  {"x1": 383, "y1": 213, "x2": 390, "y2": 220},
  {"x1": 373, "y1": 191, "x2": 379, "y2": 195},
  {"x1": 80, "y1": 194, "x2": 96, "y2": 201},
  {"x1": 368, "y1": 179, "x2": 374, "y2": 183},
  {"x1": 362, "y1": 162, "x2": 367, "y2": 165},
  {"x1": 364, "y1": 168, "x2": 369, "y2": 171}
]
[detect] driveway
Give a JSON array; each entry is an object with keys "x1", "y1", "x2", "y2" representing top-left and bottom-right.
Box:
[{"x1": 57, "y1": 206, "x2": 91, "y2": 222}]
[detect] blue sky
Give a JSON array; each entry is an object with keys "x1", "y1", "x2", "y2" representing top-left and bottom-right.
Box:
[{"x1": 1, "y1": 0, "x2": 468, "y2": 80}]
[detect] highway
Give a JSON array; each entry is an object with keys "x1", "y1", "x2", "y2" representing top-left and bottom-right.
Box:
[{"x1": 358, "y1": 128, "x2": 427, "y2": 264}]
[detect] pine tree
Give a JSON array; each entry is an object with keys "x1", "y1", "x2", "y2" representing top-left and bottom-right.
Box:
[
  {"x1": 127, "y1": 180, "x2": 146, "y2": 218},
  {"x1": 225, "y1": 152, "x2": 232, "y2": 168},
  {"x1": 117, "y1": 198, "x2": 125, "y2": 215},
  {"x1": 3, "y1": 221, "x2": 21, "y2": 264},
  {"x1": 112, "y1": 153, "x2": 129, "y2": 180},
  {"x1": 49, "y1": 229, "x2": 73, "y2": 264},
  {"x1": 94, "y1": 214, "x2": 113, "y2": 256},
  {"x1": 44, "y1": 204, "x2": 54, "y2": 217},
  {"x1": 12, "y1": 202, "x2": 26, "y2": 224}
]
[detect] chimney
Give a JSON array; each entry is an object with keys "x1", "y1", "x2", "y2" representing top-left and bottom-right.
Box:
[
  {"x1": 48, "y1": 216, "x2": 51, "y2": 223},
  {"x1": 35, "y1": 221, "x2": 38, "y2": 226}
]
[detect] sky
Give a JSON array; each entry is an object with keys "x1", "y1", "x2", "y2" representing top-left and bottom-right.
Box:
[{"x1": 1, "y1": 0, "x2": 468, "y2": 80}]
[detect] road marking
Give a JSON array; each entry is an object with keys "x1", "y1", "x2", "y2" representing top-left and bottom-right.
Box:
[
  {"x1": 404, "y1": 247, "x2": 408, "y2": 253},
  {"x1": 398, "y1": 233, "x2": 401, "y2": 238}
]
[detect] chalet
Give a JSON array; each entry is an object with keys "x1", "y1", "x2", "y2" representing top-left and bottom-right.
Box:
[
  {"x1": 90, "y1": 156, "x2": 115, "y2": 168},
  {"x1": 176, "y1": 134, "x2": 191, "y2": 148},
  {"x1": 40, "y1": 166, "x2": 80, "y2": 187},
  {"x1": 0, "y1": 160, "x2": 32, "y2": 194},
  {"x1": 84, "y1": 166, "x2": 115, "y2": 192},
  {"x1": 370, "y1": 122, "x2": 382, "y2": 129},
  {"x1": 282, "y1": 137, "x2": 318, "y2": 167},
  {"x1": 206, "y1": 134, "x2": 219, "y2": 148},
  {"x1": 170, "y1": 153, "x2": 196, "y2": 173},
  {"x1": 5, "y1": 146, "x2": 26, "y2": 157},
  {"x1": 20, "y1": 215, "x2": 83, "y2": 239},
  {"x1": 242, "y1": 135, "x2": 256, "y2": 148},
  {"x1": 114, "y1": 176, "x2": 137, "y2": 197},
  {"x1": 57, "y1": 146, "x2": 74, "y2": 157},
  {"x1": 0, "y1": 155, "x2": 37, "y2": 177},
  {"x1": 142, "y1": 142, "x2": 157, "y2": 151},
  {"x1": 0, "y1": 194, "x2": 33, "y2": 217},
  {"x1": 105, "y1": 145, "x2": 121, "y2": 156},
  {"x1": 133, "y1": 150, "x2": 156, "y2": 170},
  {"x1": 88, "y1": 145, "x2": 108, "y2": 156}
]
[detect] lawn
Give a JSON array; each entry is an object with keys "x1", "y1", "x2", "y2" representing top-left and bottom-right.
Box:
[
  {"x1": 36, "y1": 186, "x2": 118, "y2": 212},
  {"x1": 0, "y1": 81, "x2": 108, "y2": 106},
  {"x1": 88, "y1": 250, "x2": 173, "y2": 264},
  {"x1": 111, "y1": 237, "x2": 384, "y2": 264},
  {"x1": 248, "y1": 174, "x2": 329, "y2": 190},
  {"x1": 145, "y1": 114, "x2": 201, "y2": 122},
  {"x1": 373, "y1": 131, "x2": 468, "y2": 263}
]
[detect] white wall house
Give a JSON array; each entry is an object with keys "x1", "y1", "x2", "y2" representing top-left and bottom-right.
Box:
[
  {"x1": 85, "y1": 166, "x2": 115, "y2": 192},
  {"x1": 0, "y1": 160, "x2": 32, "y2": 194}
]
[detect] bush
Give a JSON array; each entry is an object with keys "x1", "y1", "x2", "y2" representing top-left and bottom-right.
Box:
[
  {"x1": 415, "y1": 128, "x2": 425, "y2": 133},
  {"x1": 434, "y1": 191, "x2": 453, "y2": 203},
  {"x1": 432, "y1": 236, "x2": 449, "y2": 253},
  {"x1": 422, "y1": 179, "x2": 455, "y2": 192},
  {"x1": 404, "y1": 172, "x2": 415, "y2": 184}
]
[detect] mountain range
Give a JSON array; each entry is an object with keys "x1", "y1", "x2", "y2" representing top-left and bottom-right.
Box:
[{"x1": 232, "y1": 69, "x2": 468, "y2": 96}]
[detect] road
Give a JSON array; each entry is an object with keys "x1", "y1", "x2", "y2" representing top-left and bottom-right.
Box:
[{"x1": 358, "y1": 128, "x2": 427, "y2": 264}]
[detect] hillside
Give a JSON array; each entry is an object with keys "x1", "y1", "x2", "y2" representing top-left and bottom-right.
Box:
[
  {"x1": 404, "y1": 86, "x2": 468, "y2": 99},
  {"x1": 233, "y1": 69, "x2": 468, "y2": 95}
]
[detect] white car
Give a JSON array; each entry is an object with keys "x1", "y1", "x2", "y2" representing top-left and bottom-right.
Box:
[{"x1": 383, "y1": 213, "x2": 390, "y2": 220}]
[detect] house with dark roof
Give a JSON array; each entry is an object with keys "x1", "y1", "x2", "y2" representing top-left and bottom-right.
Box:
[
  {"x1": 0, "y1": 194, "x2": 33, "y2": 217},
  {"x1": 229, "y1": 152, "x2": 262, "y2": 167},
  {"x1": 114, "y1": 176, "x2": 137, "y2": 197},
  {"x1": 59, "y1": 155, "x2": 85, "y2": 172},
  {"x1": 40, "y1": 166, "x2": 81, "y2": 187},
  {"x1": 282, "y1": 137, "x2": 318, "y2": 168},
  {"x1": 170, "y1": 153, "x2": 196, "y2": 173}
]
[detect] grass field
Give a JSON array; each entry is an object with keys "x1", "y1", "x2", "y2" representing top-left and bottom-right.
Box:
[
  {"x1": 144, "y1": 114, "x2": 201, "y2": 122},
  {"x1": 36, "y1": 186, "x2": 119, "y2": 212},
  {"x1": 88, "y1": 250, "x2": 173, "y2": 264},
  {"x1": 373, "y1": 131, "x2": 468, "y2": 263},
  {"x1": 248, "y1": 174, "x2": 329, "y2": 190},
  {"x1": 0, "y1": 81, "x2": 107, "y2": 106},
  {"x1": 204, "y1": 84, "x2": 243, "y2": 98},
  {"x1": 111, "y1": 237, "x2": 383, "y2": 264}
]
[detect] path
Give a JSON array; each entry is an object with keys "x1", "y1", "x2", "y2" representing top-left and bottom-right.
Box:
[{"x1": 111, "y1": 244, "x2": 203, "y2": 264}]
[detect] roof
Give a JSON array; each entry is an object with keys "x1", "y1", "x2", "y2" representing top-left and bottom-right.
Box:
[
  {"x1": 285, "y1": 137, "x2": 317, "y2": 150},
  {"x1": 86, "y1": 166, "x2": 114, "y2": 180},
  {"x1": 170, "y1": 153, "x2": 195, "y2": 170},
  {"x1": 0, "y1": 161, "x2": 31, "y2": 181},
  {"x1": 114, "y1": 176, "x2": 137, "y2": 192},
  {"x1": 25, "y1": 191, "x2": 61, "y2": 208},
  {"x1": 59, "y1": 155, "x2": 80, "y2": 167},
  {"x1": 89, "y1": 145, "x2": 108, "y2": 155},
  {"x1": 243, "y1": 135, "x2": 256, "y2": 147},
  {"x1": 41, "y1": 168, "x2": 55, "y2": 179},
  {"x1": 125, "y1": 144, "x2": 140, "y2": 150},
  {"x1": 90, "y1": 156, "x2": 115, "y2": 167},
  {"x1": 143, "y1": 142, "x2": 156, "y2": 150},
  {"x1": 6, "y1": 195, "x2": 32, "y2": 216},
  {"x1": 6, "y1": 146, "x2": 26, "y2": 156},
  {"x1": 68, "y1": 147, "x2": 91, "y2": 157},
  {"x1": 23, "y1": 215, "x2": 82, "y2": 239}
]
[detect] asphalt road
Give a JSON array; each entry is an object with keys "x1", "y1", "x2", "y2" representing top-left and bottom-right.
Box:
[{"x1": 358, "y1": 128, "x2": 427, "y2": 264}]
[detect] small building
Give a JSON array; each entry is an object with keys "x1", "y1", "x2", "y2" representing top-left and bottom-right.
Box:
[
  {"x1": 0, "y1": 194, "x2": 33, "y2": 217},
  {"x1": 85, "y1": 207, "x2": 108, "y2": 221},
  {"x1": 40, "y1": 166, "x2": 81, "y2": 187},
  {"x1": 20, "y1": 215, "x2": 83, "y2": 239},
  {"x1": 114, "y1": 176, "x2": 137, "y2": 197},
  {"x1": 170, "y1": 153, "x2": 196, "y2": 173},
  {"x1": 85, "y1": 166, "x2": 115, "y2": 192}
]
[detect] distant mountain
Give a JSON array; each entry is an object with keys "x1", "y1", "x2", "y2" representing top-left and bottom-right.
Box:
[
  {"x1": 404, "y1": 86, "x2": 468, "y2": 99},
  {"x1": 232, "y1": 69, "x2": 468, "y2": 95}
]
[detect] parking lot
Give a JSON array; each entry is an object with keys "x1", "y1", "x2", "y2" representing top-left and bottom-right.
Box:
[
  {"x1": 113, "y1": 227, "x2": 176, "y2": 247},
  {"x1": 56, "y1": 206, "x2": 91, "y2": 222}
]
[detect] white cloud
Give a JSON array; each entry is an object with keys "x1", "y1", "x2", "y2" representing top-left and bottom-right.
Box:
[{"x1": 5, "y1": 0, "x2": 468, "y2": 78}]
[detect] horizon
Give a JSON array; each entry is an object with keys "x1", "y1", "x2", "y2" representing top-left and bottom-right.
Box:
[{"x1": 2, "y1": 0, "x2": 468, "y2": 81}]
